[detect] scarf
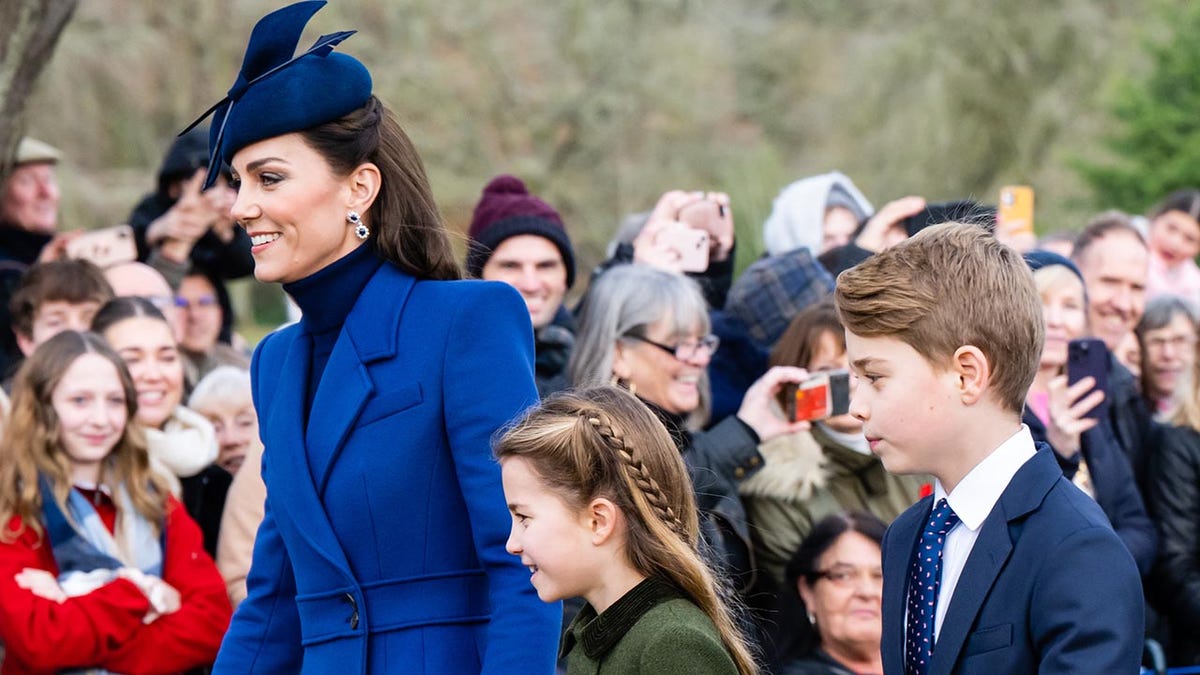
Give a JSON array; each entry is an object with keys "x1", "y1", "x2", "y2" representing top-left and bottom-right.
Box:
[
  {"x1": 39, "y1": 476, "x2": 164, "y2": 674},
  {"x1": 40, "y1": 475, "x2": 163, "y2": 589}
]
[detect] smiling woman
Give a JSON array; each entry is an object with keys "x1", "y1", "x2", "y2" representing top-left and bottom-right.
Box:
[
  {"x1": 183, "y1": 2, "x2": 559, "y2": 673},
  {"x1": 0, "y1": 330, "x2": 231, "y2": 673}
]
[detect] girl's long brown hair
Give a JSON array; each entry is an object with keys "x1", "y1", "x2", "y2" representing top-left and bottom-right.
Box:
[
  {"x1": 495, "y1": 385, "x2": 757, "y2": 674},
  {"x1": 0, "y1": 331, "x2": 169, "y2": 543}
]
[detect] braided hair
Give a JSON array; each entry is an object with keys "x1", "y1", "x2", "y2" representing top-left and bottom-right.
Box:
[{"x1": 495, "y1": 385, "x2": 757, "y2": 675}]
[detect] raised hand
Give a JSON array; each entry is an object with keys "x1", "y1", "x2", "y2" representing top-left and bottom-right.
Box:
[{"x1": 1044, "y1": 374, "x2": 1105, "y2": 459}]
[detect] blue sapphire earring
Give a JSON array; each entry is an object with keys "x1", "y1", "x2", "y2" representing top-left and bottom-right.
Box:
[{"x1": 348, "y1": 210, "x2": 369, "y2": 240}]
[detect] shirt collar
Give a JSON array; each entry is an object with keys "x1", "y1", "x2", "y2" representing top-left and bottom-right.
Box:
[{"x1": 934, "y1": 425, "x2": 1036, "y2": 531}]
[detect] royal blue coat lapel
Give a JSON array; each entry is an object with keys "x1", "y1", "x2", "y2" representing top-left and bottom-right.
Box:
[
  {"x1": 259, "y1": 327, "x2": 357, "y2": 583},
  {"x1": 305, "y1": 265, "x2": 416, "y2": 496}
]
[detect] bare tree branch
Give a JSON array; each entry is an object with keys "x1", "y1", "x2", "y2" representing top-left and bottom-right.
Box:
[{"x1": 0, "y1": 0, "x2": 78, "y2": 182}]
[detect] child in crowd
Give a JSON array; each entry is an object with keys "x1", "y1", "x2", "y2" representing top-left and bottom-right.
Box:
[
  {"x1": 0, "y1": 330, "x2": 229, "y2": 673},
  {"x1": 1145, "y1": 189, "x2": 1200, "y2": 300},
  {"x1": 497, "y1": 386, "x2": 756, "y2": 674},
  {"x1": 8, "y1": 258, "x2": 113, "y2": 368},
  {"x1": 834, "y1": 222, "x2": 1143, "y2": 672}
]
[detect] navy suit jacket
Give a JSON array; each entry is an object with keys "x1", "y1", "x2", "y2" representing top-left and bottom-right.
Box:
[
  {"x1": 880, "y1": 446, "x2": 1143, "y2": 674},
  {"x1": 213, "y1": 263, "x2": 560, "y2": 674}
]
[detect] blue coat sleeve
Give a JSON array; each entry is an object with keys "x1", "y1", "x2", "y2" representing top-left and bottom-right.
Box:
[
  {"x1": 213, "y1": 333, "x2": 303, "y2": 673},
  {"x1": 212, "y1": 492, "x2": 302, "y2": 673},
  {"x1": 441, "y1": 282, "x2": 560, "y2": 674}
]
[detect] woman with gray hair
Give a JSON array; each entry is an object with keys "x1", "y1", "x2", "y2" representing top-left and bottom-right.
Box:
[
  {"x1": 1136, "y1": 295, "x2": 1199, "y2": 417},
  {"x1": 570, "y1": 263, "x2": 810, "y2": 592}
]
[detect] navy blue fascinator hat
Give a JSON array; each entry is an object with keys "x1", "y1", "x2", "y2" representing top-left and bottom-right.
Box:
[{"x1": 182, "y1": 1, "x2": 372, "y2": 189}]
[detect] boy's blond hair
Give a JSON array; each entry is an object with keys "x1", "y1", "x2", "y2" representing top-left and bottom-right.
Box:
[{"x1": 834, "y1": 222, "x2": 1043, "y2": 414}]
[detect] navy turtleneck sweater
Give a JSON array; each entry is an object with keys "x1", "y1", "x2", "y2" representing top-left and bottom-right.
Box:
[{"x1": 283, "y1": 243, "x2": 383, "y2": 419}]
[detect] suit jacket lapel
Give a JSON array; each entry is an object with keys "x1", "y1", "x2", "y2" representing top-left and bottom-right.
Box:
[
  {"x1": 882, "y1": 498, "x2": 929, "y2": 675},
  {"x1": 306, "y1": 264, "x2": 417, "y2": 495},
  {"x1": 928, "y1": 509, "x2": 1013, "y2": 675},
  {"x1": 929, "y1": 447, "x2": 1061, "y2": 675},
  {"x1": 262, "y1": 330, "x2": 354, "y2": 576}
]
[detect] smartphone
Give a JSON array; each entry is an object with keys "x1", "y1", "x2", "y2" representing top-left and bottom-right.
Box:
[
  {"x1": 658, "y1": 224, "x2": 710, "y2": 273},
  {"x1": 998, "y1": 185, "x2": 1035, "y2": 237},
  {"x1": 1066, "y1": 338, "x2": 1109, "y2": 421},
  {"x1": 677, "y1": 198, "x2": 725, "y2": 235},
  {"x1": 66, "y1": 224, "x2": 138, "y2": 269},
  {"x1": 784, "y1": 370, "x2": 851, "y2": 423}
]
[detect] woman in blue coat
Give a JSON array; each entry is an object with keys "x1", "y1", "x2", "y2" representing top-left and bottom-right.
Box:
[{"x1": 189, "y1": 3, "x2": 561, "y2": 672}]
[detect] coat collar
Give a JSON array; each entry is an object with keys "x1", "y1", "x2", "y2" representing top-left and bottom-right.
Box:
[
  {"x1": 560, "y1": 577, "x2": 682, "y2": 661},
  {"x1": 302, "y1": 263, "x2": 417, "y2": 494}
]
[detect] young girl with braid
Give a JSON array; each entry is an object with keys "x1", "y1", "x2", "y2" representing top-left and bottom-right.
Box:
[{"x1": 497, "y1": 385, "x2": 757, "y2": 674}]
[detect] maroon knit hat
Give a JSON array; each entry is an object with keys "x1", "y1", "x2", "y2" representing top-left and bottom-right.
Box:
[{"x1": 466, "y1": 175, "x2": 576, "y2": 288}]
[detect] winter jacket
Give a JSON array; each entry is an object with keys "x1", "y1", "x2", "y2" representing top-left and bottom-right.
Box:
[
  {"x1": 741, "y1": 424, "x2": 924, "y2": 589},
  {"x1": 561, "y1": 577, "x2": 737, "y2": 675},
  {"x1": 0, "y1": 495, "x2": 231, "y2": 674},
  {"x1": 1025, "y1": 408, "x2": 1158, "y2": 575},
  {"x1": 646, "y1": 402, "x2": 763, "y2": 594},
  {"x1": 1148, "y1": 423, "x2": 1200, "y2": 665}
]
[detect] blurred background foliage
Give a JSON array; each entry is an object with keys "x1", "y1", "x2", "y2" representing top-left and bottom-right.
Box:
[{"x1": 17, "y1": 0, "x2": 1198, "y2": 330}]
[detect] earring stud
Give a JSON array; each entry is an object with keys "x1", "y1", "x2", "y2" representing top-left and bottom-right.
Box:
[{"x1": 347, "y1": 210, "x2": 369, "y2": 240}]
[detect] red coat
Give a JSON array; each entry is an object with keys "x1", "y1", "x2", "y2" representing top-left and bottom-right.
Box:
[{"x1": 0, "y1": 494, "x2": 232, "y2": 674}]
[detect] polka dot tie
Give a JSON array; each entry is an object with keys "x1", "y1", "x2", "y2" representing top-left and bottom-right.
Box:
[{"x1": 905, "y1": 498, "x2": 960, "y2": 675}]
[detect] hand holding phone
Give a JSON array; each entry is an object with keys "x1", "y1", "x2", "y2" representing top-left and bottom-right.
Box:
[
  {"x1": 656, "y1": 221, "x2": 710, "y2": 273},
  {"x1": 676, "y1": 192, "x2": 734, "y2": 262},
  {"x1": 66, "y1": 225, "x2": 138, "y2": 269}
]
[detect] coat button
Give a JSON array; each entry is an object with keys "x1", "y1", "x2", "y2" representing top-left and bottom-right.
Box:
[
  {"x1": 344, "y1": 593, "x2": 359, "y2": 630},
  {"x1": 734, "y1": 467, "x2": 746, "y2": 478},
  {"x1": 749, "y1": 456, "x2": 761, "y2": 466}
]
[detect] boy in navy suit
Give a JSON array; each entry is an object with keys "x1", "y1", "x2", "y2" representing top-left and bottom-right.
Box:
[{"x1": 834, "y1": 222, "x2": 1143, "y2": 674}]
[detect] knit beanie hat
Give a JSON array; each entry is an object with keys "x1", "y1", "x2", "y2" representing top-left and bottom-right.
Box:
[{"x1": 466, "y1": 175, "x2": 576, "y2": 288}]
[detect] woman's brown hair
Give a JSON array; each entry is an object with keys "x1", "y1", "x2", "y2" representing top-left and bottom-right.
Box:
[
  {"x1": 300, "y1": 95, "x2": 461, "y2": 281},
  {"x1": 495, "y1": 386, "x2": 757, "y2": 674},
  {"x1": 0, "y1": 331, "x2": 169, "y2": 543}
]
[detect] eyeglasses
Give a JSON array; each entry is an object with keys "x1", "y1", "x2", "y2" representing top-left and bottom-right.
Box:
[
  {"x1": 1143, "y1": 334, "x2": 1196, "y2": 354},
  {"x1": 145, "y1": 295, "x2": 177, "y2": 313},
  {"x1": 813, "y1": 565, "x2": 883, "y2": 588},
  {"x1": 175, "y1": 295, "x2": 219, "y2": 311},
  {"x1": 624, "y1": 333, "x2": 720, "y2": 362}
]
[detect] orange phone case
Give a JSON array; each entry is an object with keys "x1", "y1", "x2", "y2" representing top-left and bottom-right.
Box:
[{"x1": 999, "y1": 185, "x2": 1035, "y2": 236}]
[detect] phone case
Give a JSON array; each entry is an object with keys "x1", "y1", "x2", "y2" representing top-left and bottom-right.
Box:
[
  {"x1": 67, "y1": 225, "x2": 138, "y2": 269},
  {"x1": 785, "y1": 370, "x2": 851, "y2": 422},
  {"x1": 1066, "y1": 338, "x2": 1109, "y2": 421},
  {"x1": 999, "y1": 186, "x2": 1035, "y2": 236},
  {"x1": 659, "y1": 226, "x2": 710, "y2": 273}
]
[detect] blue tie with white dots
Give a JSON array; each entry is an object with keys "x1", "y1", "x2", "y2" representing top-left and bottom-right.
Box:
[{"x1": 905, "y1": 498, "x2": 960, "y2": 675}]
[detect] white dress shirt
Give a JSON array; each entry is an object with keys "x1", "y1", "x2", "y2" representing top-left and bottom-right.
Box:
[{"x1": 931, "y1": 425, "x2": 1036, "y2": 640}]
